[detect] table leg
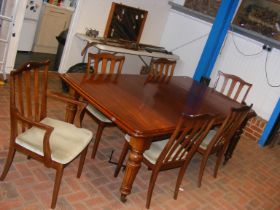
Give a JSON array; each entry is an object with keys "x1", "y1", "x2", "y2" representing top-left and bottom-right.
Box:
[
  {"x1": 224, "y1": 122, "x2": 244, "y2": 165},
  {"x1": 65, "y1": 88, "x2": 79, "y2": 123},
  {"x1": 120, "y1": 137, "x2": 150, "y2": 201},
  {"x1": 224, "y1": 110, "x2": 256, "y2": 165}
]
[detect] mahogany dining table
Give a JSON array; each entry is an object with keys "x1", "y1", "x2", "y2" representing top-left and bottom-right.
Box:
[{"x1": 61, "y1": 73, "x2": 242, "y2": 201}]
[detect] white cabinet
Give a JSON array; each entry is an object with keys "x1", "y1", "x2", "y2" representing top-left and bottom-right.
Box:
[{"x1": 33, "y1": 4, "x2": 73, "y2": 54}]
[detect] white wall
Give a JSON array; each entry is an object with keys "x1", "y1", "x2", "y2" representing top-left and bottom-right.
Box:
[
  {"x1": 212, "y1": 32, "x2": 280, "y2": 120},
  {"x1": 60, "y1": 0, "x2": 171, "y2": 74},
  {"x1": 160, "y1": 10, "x2": 211, "y2": 77},
  {"x1": 160, "y1": 8, "x2": 280, "y2": 121}
]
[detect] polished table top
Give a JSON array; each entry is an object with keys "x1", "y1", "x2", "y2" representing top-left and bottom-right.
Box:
[{"x1": 62, "y1": 73, "x2": 241, "y2": 138}]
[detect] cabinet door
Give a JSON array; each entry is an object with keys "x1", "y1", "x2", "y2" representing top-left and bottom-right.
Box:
[
  {"x1": 36, "y1": 11, "x2": 68, "y2": 49},
  {"x1": 33, "y1": 6, "x2": 72, "y2": 54}
]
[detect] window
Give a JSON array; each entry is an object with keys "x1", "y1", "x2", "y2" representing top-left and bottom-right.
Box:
[
  {"x1": 233, "y1": 0, "x2": 280, "y2": 42},
  {"x1": 184, "y1": 0, "x2": 222, "y2": 18}
]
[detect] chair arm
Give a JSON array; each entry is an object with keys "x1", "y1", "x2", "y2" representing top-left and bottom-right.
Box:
[
  {"x1": 47, "y1": 91, "x2": 87, "y2": 107},
  {"x1": 47, "y1": 91, "x2": 87, "y2": 127},
  {"x1": 15, "y1": 112, "x2": 54, "y2": 167}
]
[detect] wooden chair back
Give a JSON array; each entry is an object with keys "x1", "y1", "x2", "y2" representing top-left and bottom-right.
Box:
[
  {"x1": 208, "y1": 104, "x2": 252, "y2": 152},
  {"x1": 150, "y1": 58, "x2": 176, "y2": 77},
  {"x1": 86, "y1": 53, "x2": 125, "y2": 75},
  {"x1": 10, "y1": 61, "x2": 50, "y2": 134},
  {"x1": 213, "y1": 71, "x2": 252, "y2": 103},
  {"x1": 156, "y1": 114, "x2": 215, "y2": 167}
]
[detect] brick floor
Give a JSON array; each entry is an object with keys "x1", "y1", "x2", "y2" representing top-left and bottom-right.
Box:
[{"x1": 0, "y1": 73, "x2": 280, "y2": 210}]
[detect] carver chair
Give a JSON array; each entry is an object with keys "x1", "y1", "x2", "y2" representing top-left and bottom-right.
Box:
[
  {"x1": 85, "y1": 52, "x2": 125, "y2": 159},
  {"x1": 0, "y1": 61, "x2": 93, "y2": 209},
  {"x1": 115, "y1": 114, "x2": 216, "y2": 209},
  {"x1": 197, "y1": 105, "x2": 252, "y2": 187},
  {"x1": 213, "y1": 71, "x2": 252, "y2": 103},
  {"x1": 150, "y1": 58, "x2": 176, "y2": 77}
]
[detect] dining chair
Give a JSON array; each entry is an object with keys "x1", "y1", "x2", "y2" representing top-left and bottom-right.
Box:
[
  {"x1": 196, "y1": 105, "x2": 252, "y2": 187},
  {"x1": 114, "y1": 114, "x2": 216, "y2": 209},
  {"x1": 0, "y1": 61, "x2": 93, "y2": 209},
  {"x1": 85, "y1": 52, "x2": 125, "y2": 159},
  {"x1": 213, "y1": 71, "x2": 252, "y2": 103},
  {"x1": 150, "y1": 58, "x2": 176, "y2": 77}
]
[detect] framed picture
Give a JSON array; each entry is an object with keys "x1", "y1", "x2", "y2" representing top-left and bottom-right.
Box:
[
  {"x1": 233, "y1": 0, "x2": 280, "y2": 41},
  {"x1": 104, "y1": 2, "x2": 148, "y2": 44}
]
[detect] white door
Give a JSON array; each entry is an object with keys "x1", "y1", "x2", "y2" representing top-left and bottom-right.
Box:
[{"x1": 0, "y1": 0, "x2": 18, "y2": 81}]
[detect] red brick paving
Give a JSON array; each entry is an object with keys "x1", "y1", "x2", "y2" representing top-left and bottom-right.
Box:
[{"x1": 0, "y1": 73, "x2": 279, "y2": 210}]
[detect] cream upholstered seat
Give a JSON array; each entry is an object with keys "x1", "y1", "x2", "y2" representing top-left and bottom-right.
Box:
[
  {"x1": 115, "y1": 114, "x2": 216, "y2": 209},
  {"x1": 125, "y1": 135, "x2": 187, "y2": 165},
  {"x1": 16, "y1": 117, "x2": 93, "y2": 164},
  {"x1": 143, "y1": 139, "x2": 168, "y2": 164},
  {"x1": 199, "y1": 130, "x2": 216, "y2": 150},
  {"x1": 86, "y1": 105, "x2": 112, "y2": 123}
]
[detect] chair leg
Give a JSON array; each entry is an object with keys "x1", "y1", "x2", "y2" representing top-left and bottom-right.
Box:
[
  {"x1": 213, "y1": 146, "x2": 226, "y2": 178},
  {"x1": 0, "y1": 147, "x2": 16, "y2": 181},
  {"x1": 114, "y1": 141, "x2": 129, "y2": 177},
  {"x1": 197, "y1": 154, "x2": 210, "y2": 188},
  {"x1": 51, "y1": 165, "x2": 64, "y2": 209},
  {"x1": 91, "y1": 122, "x2": 106, "y2": 159},
  {"x1": 146, "y1": 169, "x2": 160, "y2": 209},
  {"x1": 174, "y1": 158, "x2": 191, "y2": 200},
  {"x1": 77, "y1": 145, "x2": 89, "y2": 178}
]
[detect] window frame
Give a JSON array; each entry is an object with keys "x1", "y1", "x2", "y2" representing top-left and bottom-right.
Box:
[{"x1": 170, "y1": 1, "x2": 280, "y2": 50}]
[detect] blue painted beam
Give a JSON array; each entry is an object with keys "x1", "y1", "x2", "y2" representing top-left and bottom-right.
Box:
[
  {"x1": 259, "y1": 98, "x2": 280, "y2": 146},
  {"x1": 193, "y1": 0, "x2": 239, "y2": 81}
]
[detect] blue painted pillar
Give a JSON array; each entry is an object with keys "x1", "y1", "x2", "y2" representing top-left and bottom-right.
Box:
[
  {"x1": 258, "y1": 98, "x2": 280, "y2": 146},
  {"x1": 193, "y1": 0, "x2": 240, "y2": 81}
]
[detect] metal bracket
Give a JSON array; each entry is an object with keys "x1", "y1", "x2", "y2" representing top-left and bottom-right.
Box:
[{"x1": 108, "y1": 150, "x2": 126, "y2": 171}]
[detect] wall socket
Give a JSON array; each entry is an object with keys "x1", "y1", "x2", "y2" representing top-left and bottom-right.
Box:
[{"x1": 263, "y1": 45, "x2": 272, "y2": 52}]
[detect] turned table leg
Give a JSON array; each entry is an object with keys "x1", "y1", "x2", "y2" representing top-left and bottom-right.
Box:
[{"x1": 120, "y1": 137, "x2": 150, "y2": 201}]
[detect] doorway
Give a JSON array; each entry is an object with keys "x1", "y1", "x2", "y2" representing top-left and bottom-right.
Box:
[
  {"x1": 14, "y1": 0, "x2": 76, "y2": 71},
  {"x1": 0, "y1": 0, "x2": 18, "y2": 82}
]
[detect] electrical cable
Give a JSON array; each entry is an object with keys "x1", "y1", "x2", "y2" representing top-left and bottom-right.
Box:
[
  {"x1": 169, "y1": 25, "x2": 279, "y2": 87},
  {"x1": 170, "y1": 33, "x2": 209, "y2": 52},
  {"x1": 231, "y1": 27, "x2": 280, "y2": 87},
  {"x1": 231, "y1": 28, "x2": 264, "y2": 56},
  {"x1": 264, "y1": 51, "x2": 280, "y2": 87}
]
